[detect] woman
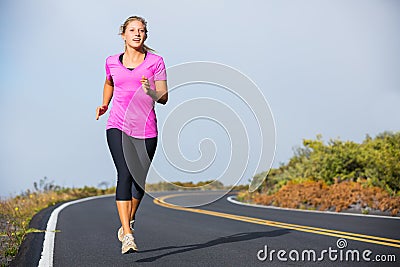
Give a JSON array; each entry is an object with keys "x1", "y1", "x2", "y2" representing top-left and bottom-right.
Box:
[{"x1": 96, "y1": 16, "x2": 168, "y2": 254}]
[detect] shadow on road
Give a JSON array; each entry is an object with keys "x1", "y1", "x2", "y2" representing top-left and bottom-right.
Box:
[{"x1": 136, "y1": 229, "x2": 290, "y2": 263}]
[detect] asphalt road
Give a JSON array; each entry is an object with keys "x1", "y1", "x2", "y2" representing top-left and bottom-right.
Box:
[{"x1": 41, "y1": 191, "x2": 399, "y2": 266}]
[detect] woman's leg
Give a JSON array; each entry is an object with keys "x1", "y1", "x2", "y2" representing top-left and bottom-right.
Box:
[
  {"x1": 129, "y1": 197, "x2": 140, "y2": 222},
  {"x1": 106, "y1": 128, "x2": 134, "y2": 235},
  {"x1": 116, "y1": 201, "x2": 132, "y2": 235},
  {"x1": 127, "y1": 136, "x2": 158, "y2": 222}
]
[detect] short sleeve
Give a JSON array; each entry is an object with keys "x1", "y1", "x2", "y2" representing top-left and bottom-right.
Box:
[
  {"x1": 105, "y1": 57, "x2": 112, "y2": 80},
  {"x1": 154, "y1": 57, "x2": 167, "y2": 81}
]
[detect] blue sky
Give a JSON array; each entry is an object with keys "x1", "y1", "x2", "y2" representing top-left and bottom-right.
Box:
[{"x1": 1, "y1": 0, "x2": 399, "y2": 197}]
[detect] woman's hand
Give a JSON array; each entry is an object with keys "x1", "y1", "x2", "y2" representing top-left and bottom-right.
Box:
[
  {"x1": 96, "y1": 105, "x2": 108, "y2": 120},
  {"x1": 140, "y1": 75, "x2": 151, "y2": 94},
  {"x1": 140, "y1": 75, "x2": 168, "y2": 104}
]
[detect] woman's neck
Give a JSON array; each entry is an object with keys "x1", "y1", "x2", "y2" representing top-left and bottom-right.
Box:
[{"x1": 124, "y1": 47, "x2": 146, "y2": 61}]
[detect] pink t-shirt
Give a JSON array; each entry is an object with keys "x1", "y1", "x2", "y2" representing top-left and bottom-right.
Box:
[{"x1": 105, "y1": 52, "x2": 167, "y2": 138}]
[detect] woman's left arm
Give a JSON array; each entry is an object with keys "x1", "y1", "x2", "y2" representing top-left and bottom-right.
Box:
[
  {"x1": 141, "y1": 76, "x2": 168, "y2": 105},
  {"x1": 154, "y1": 80, "x2": 168, "y2": 105}
]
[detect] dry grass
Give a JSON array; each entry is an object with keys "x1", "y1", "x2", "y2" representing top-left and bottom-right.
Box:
[{"x1": 237, "y1": 179, "x2": 400, "y2": 216}]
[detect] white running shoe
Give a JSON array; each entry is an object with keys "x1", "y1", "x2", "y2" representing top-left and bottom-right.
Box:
[
  {"x1": 118, "y1": 220, "x2": 135, "y2": 242},
  {"x1": 121, "y1": 234, "x2": 137, "y2": 254}
]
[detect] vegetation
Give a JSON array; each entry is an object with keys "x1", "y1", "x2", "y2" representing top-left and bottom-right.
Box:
[
  {"x1": 145, "y1": 180, "x2": 226, "y2": 191},
  {"x1": 0, "y1": 177, "x2": 115, "y2": 266},
  {"x1": 239, "y1": 179, "x2": 399, "y2": 215},
  {"x1": 145, "y1": 180, "x2": 248, "y2": 191},
  {"x1": 240, "y1": 131, "x2": 400, "y2": 215}
]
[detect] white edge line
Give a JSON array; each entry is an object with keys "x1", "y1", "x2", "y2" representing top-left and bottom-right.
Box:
[
  {"x1": 226, "y1": 196, "x2": 400, "y2": 220},
  {"x1": 38, "y1": 194, "x2": 113, "y2": 267}
]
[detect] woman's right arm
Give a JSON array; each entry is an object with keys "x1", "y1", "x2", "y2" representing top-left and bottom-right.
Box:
[{"x1": 96, "y1": 78, "x2": 114, "y2": 120}]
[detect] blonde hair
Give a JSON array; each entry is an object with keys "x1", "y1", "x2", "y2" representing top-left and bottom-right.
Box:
[{"x1": 119, "y1": 16, "x2": 155, "y2": 53}]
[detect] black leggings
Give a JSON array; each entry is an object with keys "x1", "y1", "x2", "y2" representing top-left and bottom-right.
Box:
[{"x1": 106, "y1": 128, "x2": 157, "y2": 200}]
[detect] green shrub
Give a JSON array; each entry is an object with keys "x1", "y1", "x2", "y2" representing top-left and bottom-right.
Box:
[{"x1": 256, "y1": 131, "x2": 400, "y2": 195}]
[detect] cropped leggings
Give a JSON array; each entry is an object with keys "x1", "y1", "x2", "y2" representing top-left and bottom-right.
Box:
[{"x1": 106, "y1": 128, "x2": 157, "y2": 200}]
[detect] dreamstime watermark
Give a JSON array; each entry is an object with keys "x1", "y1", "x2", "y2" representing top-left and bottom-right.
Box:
[{"x1": 257, "y1": 238, "x2": 397, "y2": 263}]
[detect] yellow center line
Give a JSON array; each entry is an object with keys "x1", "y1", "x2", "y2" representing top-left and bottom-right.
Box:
[{"x1": 153, "y1": 193, "x2": 400, "y2": 248}]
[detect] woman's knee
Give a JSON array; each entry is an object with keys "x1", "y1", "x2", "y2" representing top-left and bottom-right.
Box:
[
  {"x1": 116, "y1": 172, "x2": 133, "y2": 200},
  {"x1": 131, "y1": 182, "x2": 145, "y2": 200}
]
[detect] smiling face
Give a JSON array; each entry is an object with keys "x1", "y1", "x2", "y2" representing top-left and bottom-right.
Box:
[{"x1": 122, "y1": 20, "x2": 147, "y2": 50}]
